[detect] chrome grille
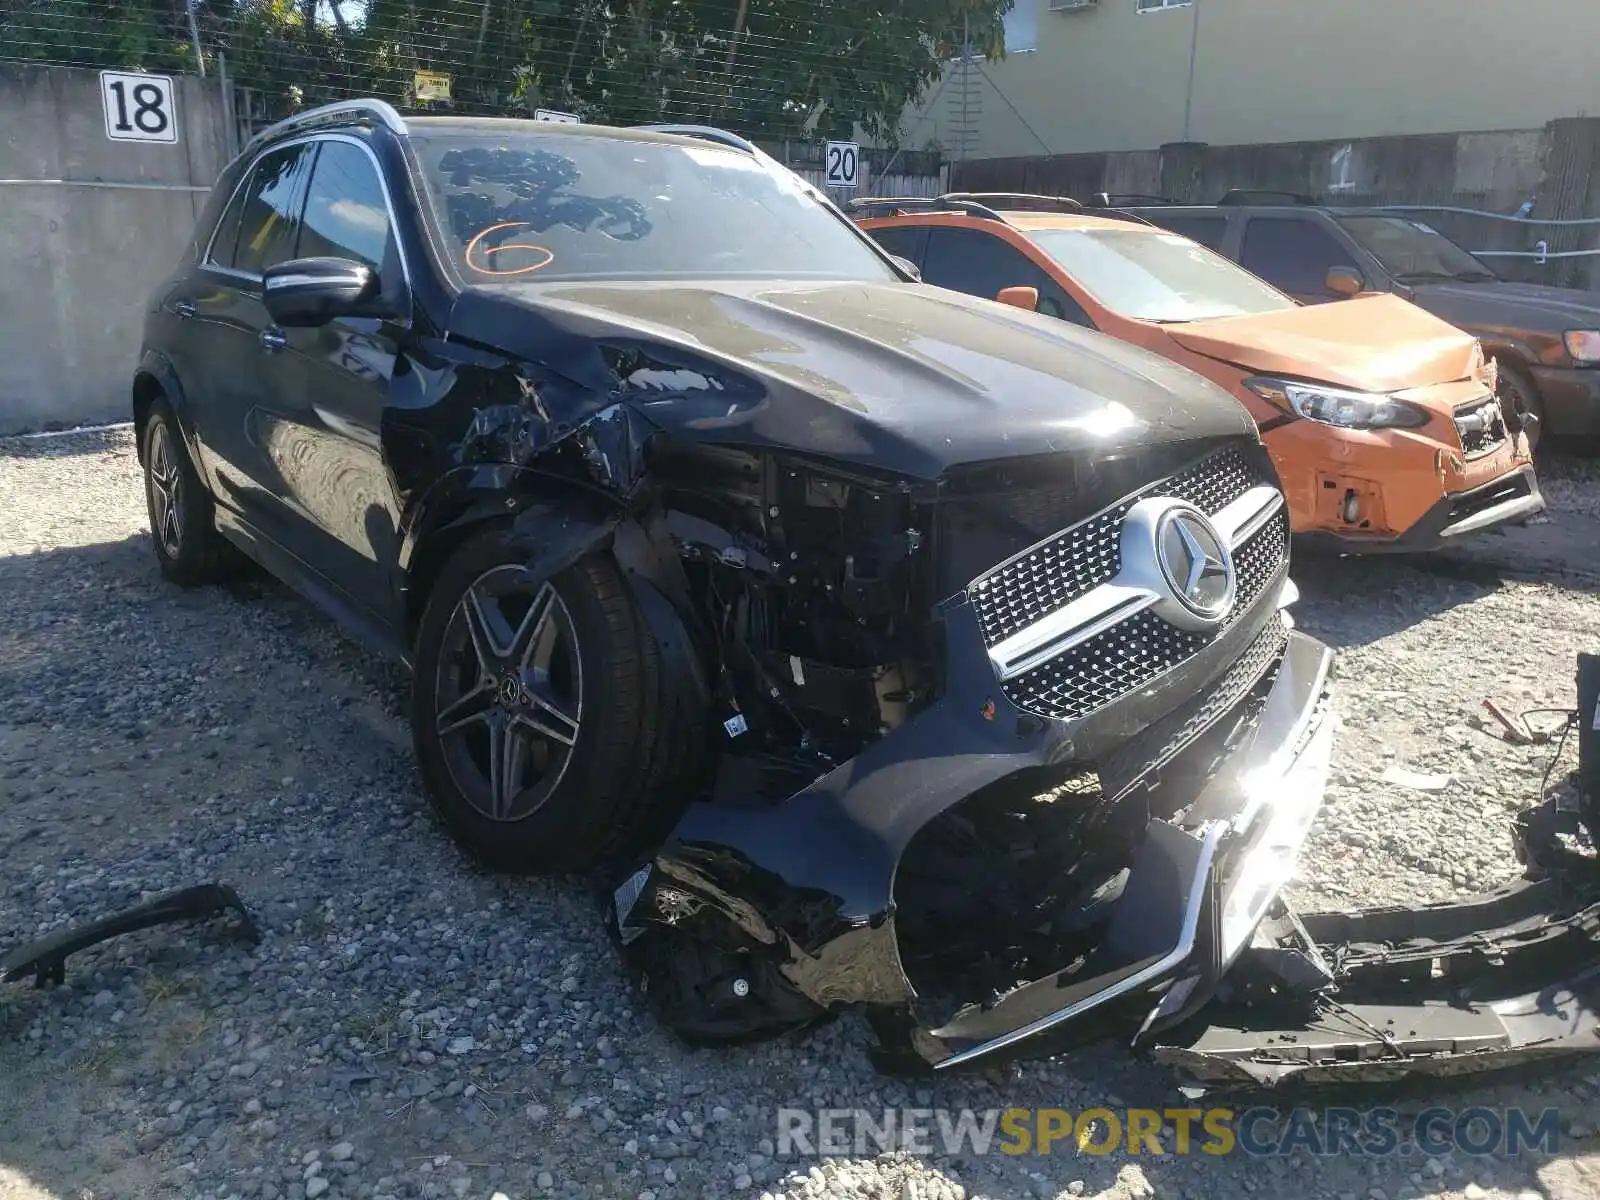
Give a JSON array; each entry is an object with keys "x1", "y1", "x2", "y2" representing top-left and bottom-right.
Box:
[
  {"x1": 1162, "y1": 444, "x2": 1259, "y2": 516},
  {"x1": 970, "y1": 443, "x2": 1267, "y2": 647},
  {"x1": 1001, "y1": 508, "x2": 1290, "y2": 722},
  {"x1": 1097, "y1": 617, "x2": 1291, "y2": 801}
]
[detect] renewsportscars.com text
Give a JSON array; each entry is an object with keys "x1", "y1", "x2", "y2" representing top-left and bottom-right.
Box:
[{"x1": 777, "y1": 1107, "x2": 1562, "y2": 1159}]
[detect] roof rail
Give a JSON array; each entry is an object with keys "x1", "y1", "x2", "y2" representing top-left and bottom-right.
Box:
[
  {"x1": 845, "y1": 195, "x2": 1006, "y2": 222},
  {"x1": 1087, "y1": 207, "x2": 1160, "y2": 228},
  {"x1": 941, "y1": 191, "x2": 1084, "y2": 213},
  {"x1": 242, "y1": 99, "x2": 407, "y2": 157},
  {"x1": 633, "y1": 124, "x2": 759, "y2": 156},
  {"x1": 1088, "y1": 192, "x2": 1178, "y2": 207},
  {"x1": 1217, "y1": 188, "x2": 1318, "y2": 207}
]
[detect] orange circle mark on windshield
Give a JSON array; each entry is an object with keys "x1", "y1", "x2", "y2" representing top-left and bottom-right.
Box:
[{"x1": 465, "y1": 222, "x2": 555, "y2": 276}]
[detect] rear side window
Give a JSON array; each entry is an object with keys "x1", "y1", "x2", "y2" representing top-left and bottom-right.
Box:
[
  {"x1": 1240, "y1": 217, "x2": 1357, "y2": 297},
  {"x1": 297, "y1": 141, "x2": 395, "y2": 274},
  {"x1": 921, "y1": 226, "x2": 1094, "y2": 328},
  {"x1": 230, "y1": 143, "x2": 314, "y2": 277},
  {"x1": 866, "y1": 224, "x2": 928, "y2": 267},
  {"x1": 1152, "y1": 215, "x2": 1228, "y2": 251}
]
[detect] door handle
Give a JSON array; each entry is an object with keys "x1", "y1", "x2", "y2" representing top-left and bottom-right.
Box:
[
  {"x1": 173, "y1": 299, "x2": 197, "y2": 319},
  {"x1": 258, "y1": 327, "x2": 288, "y2": 353}
]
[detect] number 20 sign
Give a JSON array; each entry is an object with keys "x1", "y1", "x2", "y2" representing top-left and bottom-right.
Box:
[{"x1": 100, "y1": 71, "x2": 178, "y2": 144}]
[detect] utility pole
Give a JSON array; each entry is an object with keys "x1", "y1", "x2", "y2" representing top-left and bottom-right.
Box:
[
  {"x1": 186, "y1": 0, "x2": 206, "y2": 77},
  {"x1": 960, "y1": 12, "x2": 970, "y2": 164},
  {"x1": 1180, "y1": 0, "x2": 1200, "y2": 141}
]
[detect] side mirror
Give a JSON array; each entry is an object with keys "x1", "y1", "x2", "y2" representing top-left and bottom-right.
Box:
[
  {"x1": 263, "y1": 257, "x2": 381, "y2": 327},
  {"x1": 889, "y1": 255, "x2": 921, "y2": 281},
  {"x1": 996, "y1": 285, "x2": 1039, "y2": 311},
  {"x1": 1326, "y1": 267, "x2": 1365, "y2": 298}
]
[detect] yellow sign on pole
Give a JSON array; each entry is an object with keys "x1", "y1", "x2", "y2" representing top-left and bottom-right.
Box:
[{"x1": 413, "y1": 70, "x2": 451, "y2": 102}]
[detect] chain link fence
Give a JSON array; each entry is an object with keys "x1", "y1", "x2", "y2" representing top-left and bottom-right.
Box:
[{"x1": 1, "y1": 0, "x2": 950, "y2": 195}]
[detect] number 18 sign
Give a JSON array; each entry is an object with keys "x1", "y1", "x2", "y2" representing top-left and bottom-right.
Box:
[{"x1": 100, "y1": 71, "x2": 178, "y2": 144}]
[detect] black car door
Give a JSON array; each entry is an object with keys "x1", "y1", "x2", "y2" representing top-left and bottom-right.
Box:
[
  {"x1": 1237, "y1": 216, "x2": 1362, "y2": 304},
  {"x1": 185, "y1": 141, "x2": 314, "y2": 540},
  {"x1": 254, "y1": 136, "x2": 410, "y2": 630},
  {"x1": 919, "y1": 226, "x2": 1095, "y2": 327}
]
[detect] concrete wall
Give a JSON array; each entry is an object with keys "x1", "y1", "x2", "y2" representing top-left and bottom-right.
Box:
[
  {"x1": 0, "y1": 65, "x2": 231, "y2": 433},
  {"x1": 912, "y1": 0, "x2": 1600, "y2": 160}
]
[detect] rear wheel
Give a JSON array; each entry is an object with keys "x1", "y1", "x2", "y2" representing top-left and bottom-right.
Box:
[
  {"x1": 411, "y1": 527, "x2": 690, "y2": 874},
  {"x1": 141, "y1": 400, "x2": 228, "y2": 586},
  {"x1": 1494, "y1": 357, "x2": 1545, "y2": 452}
]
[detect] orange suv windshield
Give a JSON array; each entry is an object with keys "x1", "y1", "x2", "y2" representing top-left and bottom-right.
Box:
[{"x1": 1025, "y1": 227, "x2": 1296, "y2": 323}]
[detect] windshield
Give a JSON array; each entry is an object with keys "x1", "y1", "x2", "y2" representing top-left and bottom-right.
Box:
[
  {"x1": 1336, "y1": 215, "x2": 1498, "y2": 282},
  {"x1": 409, "y1": 131, "x2": 896, "y2": 284},
  {"x1": 1023, "y1": 227, "x2": 1297, "y2": 323}
]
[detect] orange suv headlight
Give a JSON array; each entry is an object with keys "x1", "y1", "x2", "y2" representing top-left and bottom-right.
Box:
[{"x1": 1243, "y1": 377, "x2": 1430, "y2": 430}]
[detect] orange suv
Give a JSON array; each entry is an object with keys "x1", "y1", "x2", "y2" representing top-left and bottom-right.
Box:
[{"x1": 853, "y1": 193, "x2": 1543, "y2": 553}]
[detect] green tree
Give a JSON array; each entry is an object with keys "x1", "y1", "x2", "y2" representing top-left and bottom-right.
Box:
[{"x1": 1, "y1": 0, "x2": 1013, "y2": 144}]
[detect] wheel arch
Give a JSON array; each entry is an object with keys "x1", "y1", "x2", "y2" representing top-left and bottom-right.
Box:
[
  {"x1": 399, "y1": 467, "x2": 636, "y2": 651},
  {"x1": 131, "y1": 352, "x2": 193, "y2": 466}
]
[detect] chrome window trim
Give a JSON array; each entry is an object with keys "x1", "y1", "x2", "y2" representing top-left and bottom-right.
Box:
[{"x1": 200, "y1": 132, "x2": 413, "y2": 300}]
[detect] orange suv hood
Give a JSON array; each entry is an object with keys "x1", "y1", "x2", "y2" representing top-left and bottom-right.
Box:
[{"x1": 1165, "y1": 294, "x2": 1480, "y2": 393}]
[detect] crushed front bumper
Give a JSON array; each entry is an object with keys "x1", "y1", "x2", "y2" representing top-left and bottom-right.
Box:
[
  {"x1": 610, "y1": 565, "x2": 1343, "y2": 1072},
  {"x1": 899, "y1": 628, "x2": 1336, "y2": 1071},
  {"x1": 1297, "y1": 464, "x2": 1546, "y2": 556}
]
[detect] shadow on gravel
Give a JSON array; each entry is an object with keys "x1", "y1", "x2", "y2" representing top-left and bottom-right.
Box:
[{"x1": 0, "y1": 425, "x2": 136, "y2": 462}]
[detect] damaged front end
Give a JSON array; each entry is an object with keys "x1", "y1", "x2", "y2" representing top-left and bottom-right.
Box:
[{"x1": 611, "y1": 437, "x2": 1352, "y2": 1072}]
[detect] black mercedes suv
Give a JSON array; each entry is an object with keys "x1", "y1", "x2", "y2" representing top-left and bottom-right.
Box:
[{"x1": 133, "y1": 101, "x2": 1334, "y2": 1071}]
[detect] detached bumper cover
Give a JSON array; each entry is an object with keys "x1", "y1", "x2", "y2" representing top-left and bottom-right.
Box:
[
  {"x1": 1154, "y1": 866, "x2": 1600, "y2": 1090},
  {"x1": 1157, "y1": 658, "x2": 1600, "y2": 1091}
]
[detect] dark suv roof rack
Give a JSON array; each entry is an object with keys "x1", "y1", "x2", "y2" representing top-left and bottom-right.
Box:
[
  {"x1": 243, "y1": 98, "x2": 407, "y2": 158},
  {"x1": 941, "y1": 191, "x2": 1084, "y2": 213},
  {"x1": 1088, "y1": 192, "x2": 1178, "y2": 207},
  {"x1": 845, "y1": 195, "x2": 1007, "y2": 221},
  {"x1": 1217, "y1": 188, "x2": 1318, "y2": 206}
]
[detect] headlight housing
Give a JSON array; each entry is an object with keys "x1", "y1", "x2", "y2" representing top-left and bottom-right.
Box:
[
  {"x1": 1243, "y1": 377, "x2": 1430, "y2": 430},
  {"x1": 1563, "y1": 330, "x2": 1600, "y2": 365}
]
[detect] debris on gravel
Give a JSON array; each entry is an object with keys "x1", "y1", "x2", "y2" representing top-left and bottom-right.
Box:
[{"x1": 2, "y1": 428, "x2": 1598, "y2": 1200}]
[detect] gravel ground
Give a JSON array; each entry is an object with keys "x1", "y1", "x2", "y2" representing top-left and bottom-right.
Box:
[{"x1": 2, "y1": 427, "x2": 1600, "y2": 1200}]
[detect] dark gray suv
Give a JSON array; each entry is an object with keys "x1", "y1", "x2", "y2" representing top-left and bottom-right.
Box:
[{"x1": 1124, "y1": 195, "x2": 1600, "y2": 447}]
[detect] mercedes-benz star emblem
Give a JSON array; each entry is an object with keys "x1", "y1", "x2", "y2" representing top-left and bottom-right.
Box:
[{"x1": 1155, "y1": 507, "x2": 1236, "y2": 623}]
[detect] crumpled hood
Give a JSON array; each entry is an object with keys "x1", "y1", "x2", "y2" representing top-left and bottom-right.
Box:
[
  {"x1": 1165, "y1": 293, "x2": 1482, "y2": 393},
  {"x1": 448, "y1": 279, "x2": 1255, "y2": 479},
  {"x1": 1410, "y1": 279, "x2": 1600, "y2": 337}
]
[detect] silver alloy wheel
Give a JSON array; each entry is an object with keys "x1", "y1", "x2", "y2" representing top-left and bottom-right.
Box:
[
  {"x1": 433, "y1": 565, "x2": 584, "y2": 822},
  {"x1": 148, "y1": 422, "x2": 184, "y2": 557}
]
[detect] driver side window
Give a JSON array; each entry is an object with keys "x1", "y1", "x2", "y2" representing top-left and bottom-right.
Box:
[{"x1": 920, "y1": 227, "x2": 1094, "y2": 328}]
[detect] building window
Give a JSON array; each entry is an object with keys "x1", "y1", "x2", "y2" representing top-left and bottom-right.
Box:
[
  {"x1": 1003, "y1": 0, "x2": 1038, "y2": 52},
  {"x1": 1135, "y1": 0, "x2": 1193, "y2": 12}
]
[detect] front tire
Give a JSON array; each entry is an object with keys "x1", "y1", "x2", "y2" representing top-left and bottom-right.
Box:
[
  {"x1": 142, "y1": 400, "x2": 227, "y2": 586},
  {"x1": 411, "y1": 529, "x2": 672, "y2": 874}
]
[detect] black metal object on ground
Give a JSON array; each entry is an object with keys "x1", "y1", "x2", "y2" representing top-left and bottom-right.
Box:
[
  {"x1": 1153, "y1": 653, "x2": 1600, "y2": 1092},
  {"x1": 0, "y1": 883, "x2": 259, "y2": 988}
]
